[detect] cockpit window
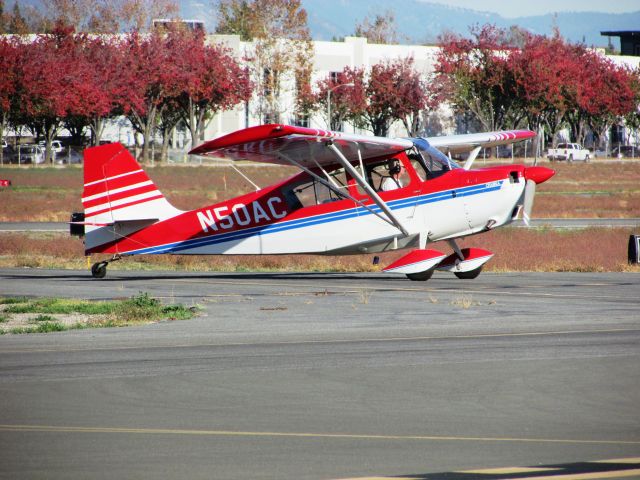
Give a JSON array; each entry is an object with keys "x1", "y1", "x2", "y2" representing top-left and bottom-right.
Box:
[
  {"x1": 411, "y1": 138, "x2": 459, "y2": 179},
  {"x1": 281, "y1": 167, "x2": 349, "y2": 210}
]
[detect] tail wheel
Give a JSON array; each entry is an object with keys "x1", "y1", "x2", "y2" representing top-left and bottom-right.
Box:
[
  {"x1": 454, "y1": 266, "x2": 483, "y2": 280},
  {"x1": 406, "y1": 268, "x2": 434, "y2": 281},
  {"x1": 91, "y1": 262, "x2": 107, "y2": 279}
]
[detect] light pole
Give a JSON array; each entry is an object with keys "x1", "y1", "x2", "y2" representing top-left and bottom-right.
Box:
[{"x1": 327, "y1": 83, "x2": 354, "y2": 131}]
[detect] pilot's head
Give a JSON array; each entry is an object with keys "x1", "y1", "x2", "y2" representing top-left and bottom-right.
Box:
[{"x1": 388, "y1": 159, "x2": 403, "y2": 176}]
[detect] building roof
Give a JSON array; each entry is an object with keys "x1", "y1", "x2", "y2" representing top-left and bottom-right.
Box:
[{"x1": 601, "y1": 31, "x2": 640, "y2": 37}]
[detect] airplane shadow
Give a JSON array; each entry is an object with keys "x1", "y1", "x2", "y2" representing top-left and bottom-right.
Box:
[{"x1": 368, "y1": 459, "x2": 640, "y2": 480}]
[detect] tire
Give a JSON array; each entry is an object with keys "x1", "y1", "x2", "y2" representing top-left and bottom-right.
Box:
[
  {"x1": 454, "y1": 266, "x2": 483, "y2": 280},
  {"x1": 406, "y1": 268, "x2": 434, "y2": 281},
  {"x1": 91, "y1": 262, "x2": 107, "y2": 279}
]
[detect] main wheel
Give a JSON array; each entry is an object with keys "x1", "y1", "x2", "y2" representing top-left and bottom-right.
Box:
[
  {"x1": 406, "y1": 268, "x2": 434, "y2": 281},
  {"x1": 454, "y1": 266, "x2": 482, "y2": 279},
  {"x1": 91, "y1": 262, "x2": 107, "y2": 279}
]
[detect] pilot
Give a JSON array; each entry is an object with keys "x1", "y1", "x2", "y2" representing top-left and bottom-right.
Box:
[{"x1": 380, "y1": 160, "x2": 404, "y2": 191}]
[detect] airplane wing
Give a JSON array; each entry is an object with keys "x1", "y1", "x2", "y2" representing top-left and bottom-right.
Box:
[
  {"x1": 190, "y1": 124, "x2": 414, "y2": 236},
  {"x1": 426, "y1": 130, "x2": 535, "y2": 154},
  {"x1": 189, "y1": 124, "x2": 414, "y2": 167}
]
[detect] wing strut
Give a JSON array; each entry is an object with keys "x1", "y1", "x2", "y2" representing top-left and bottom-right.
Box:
[
  {"x1": 279, "y1": 153, "x2": 399, "y2": 229},
  {"x1": 462, "y1": 146, "x2": 482, "y2": 170},
  {"x1": 326, "y1": 141, "x2": 410, "y2": 236}
]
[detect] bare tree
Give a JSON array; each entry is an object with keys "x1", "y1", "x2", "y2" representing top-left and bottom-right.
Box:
[
  {"x1": 213, "y1": 0, "x2": 314, "y2": 124},
  {"x1": 354, "y1": 10, "x2": 400, "y2": 44}
]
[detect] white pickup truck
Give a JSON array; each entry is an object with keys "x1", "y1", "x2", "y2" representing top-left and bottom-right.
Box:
[{"x1": 547, "y1": 143, "x2": 591, "y2": 162}]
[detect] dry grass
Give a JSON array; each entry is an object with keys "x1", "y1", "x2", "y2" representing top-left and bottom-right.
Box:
[
  {"x1": 456, "y1": 227, "x2": 640, "y2": 272},
  {"x1": 1, "y1": 228, "x2": 638, "y2": 273}
]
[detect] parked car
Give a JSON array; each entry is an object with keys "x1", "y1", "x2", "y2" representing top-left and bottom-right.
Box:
[
  {"x1": 7, "y1": 144, "x2": 45, "y2": 164},
  {"x1": 547, "y1": 143, "x2": 591, "y2": 162},
  {"x1": 55, "y1": 148, "x2": 83, "y2": 164},
  {"x1": 38, "y1": 140, "x2": 64, "y2": 154},
  {"x1": 612, "y1": 146, "x2": 637, "y2": 159}
]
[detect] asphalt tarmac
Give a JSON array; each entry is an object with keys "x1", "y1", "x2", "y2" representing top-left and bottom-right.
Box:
[{"x1": 0, "y1": 269, "x2": 639, "y2": 480}]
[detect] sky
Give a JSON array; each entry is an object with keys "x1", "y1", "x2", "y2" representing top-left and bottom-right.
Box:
[{"x1": 420, "y1": 0, "x2": 640, "y2": 18}]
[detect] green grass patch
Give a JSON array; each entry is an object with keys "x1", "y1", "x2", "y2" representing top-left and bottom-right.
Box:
[
  {"x1": 112, "y1": 292, "x2": 196, "y2": 323},
  {"x1": 0, "y1": 296, "x2": 30, "y2": 305},
  {"x1": 5, "y1": 297, "x2": 116, "y2": 315},
  {"x1": 11, "y1": 322, "x2": 67, "y2": 334},
  {"x1": 0, "y1": 293, "x2": 197, "y2": 333}
]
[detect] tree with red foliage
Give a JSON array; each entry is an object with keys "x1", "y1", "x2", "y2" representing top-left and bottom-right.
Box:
[
  {"x1": 364, "y1": 57, "x2": 429, "y2": 137},
  {"x1": 168, "y1": 29, "x2": 252, "y2": 149},
  {"x1": 510, "y1": 32, "x2": 583, "y2": 150},
  {"x1": 379, "y1": 56, "x2": 437, "y2": 136},
  {"x1": 119, "y1": 30, "x2": 184, "y2": 162},
  {"x1": 566, "y1": 49, "x2": 637, "y2": 147},
  {"x1": 0, "y1": 36, "x2": 19, "y2": 164},
  {"x1": 312, "y1": 68, "x2": 366, "y2": 131},
  {"x1": 311, "y1": 57, "x2": 435, "y2": 136},
  {"x1": 436, "y1": 24, "x2": 522, "y2": 133},
  {"x1": 623, "y1": 70, "x2": 640, "y2": 141},
  {"x1": 77, "y1": 35, "x2": 132, "y2": 146},
  {"x1": 17, "y1": 25, "x2": 92, "y2": 163}
]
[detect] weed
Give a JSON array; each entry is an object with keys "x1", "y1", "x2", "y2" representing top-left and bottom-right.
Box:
[
  {"x1": 358, "y1": 289, "x2": 372, "y2": 304},
  {"x1": 450, "y1": 295, "x2": 476, "y2": 309},
  {"x1": 34, "y1": 322, "x2": 67, "y2": 333},
  {"x1": 10, "y1": 322, "x2": 66, "y2": 334},
  {"x1": 32, "y1": 314, "x2": 55, "y2": 322},
  {"x1": 161, "y1": 304, "x2": 197, "y2": 320},
  {"x1": 0, "y1": 314, "x2": 8, "y2": 323}
]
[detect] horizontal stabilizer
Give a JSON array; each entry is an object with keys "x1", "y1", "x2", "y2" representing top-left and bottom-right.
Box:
[{"x1": 383, "y1": 249, "x2": 446, "y2": 274}]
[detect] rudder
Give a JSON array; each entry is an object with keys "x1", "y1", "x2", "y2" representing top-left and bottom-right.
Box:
[
  {"x1": 82, "y1": 143, "x2": 182, "y2": 253},
  {"x1": 82, "y1": 143, "x2": 181, "y2": 225}
]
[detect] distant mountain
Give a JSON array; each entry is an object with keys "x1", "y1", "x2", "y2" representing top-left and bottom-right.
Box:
[
  {"x1": 179, "y1": 0, "x2": 639, "y2": 48},
  {"x1": 14, "y1": 0, "x2": 638, "y2": 48}
]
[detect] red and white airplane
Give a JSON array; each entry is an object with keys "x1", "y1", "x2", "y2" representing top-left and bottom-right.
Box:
[{"x1": 71, "y1": 124, "x2": 554, "y2": 279}]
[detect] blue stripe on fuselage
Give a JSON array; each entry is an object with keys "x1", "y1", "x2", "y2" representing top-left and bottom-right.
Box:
[{"x1": 127, "y1": 181, "x2": 503, "y2": 255}]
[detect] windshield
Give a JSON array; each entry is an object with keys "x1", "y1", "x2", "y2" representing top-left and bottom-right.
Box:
[{"x1": 410, "y1": 138, "x2": 459, "y2": 179}]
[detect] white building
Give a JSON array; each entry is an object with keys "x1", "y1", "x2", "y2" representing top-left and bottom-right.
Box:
[
  {"x1": 103, "y1": 35, "x2": 447, "y2": 149},
  {"x1": 99, "y1": 35, "x2": 640, "y2": 151}
]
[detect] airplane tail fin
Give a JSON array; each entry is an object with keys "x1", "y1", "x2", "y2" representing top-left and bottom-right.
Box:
[{"x1": 82, "y1": 143, "x2": 181, "y2": 252}]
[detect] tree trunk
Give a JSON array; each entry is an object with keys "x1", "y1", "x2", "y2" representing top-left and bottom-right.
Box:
[
  {"x1": 0, "y1": 112, "x2": 6, "y2": 165},
  {"x1": 45, "y1": 121, "x2": 60, "y2": 165},
  {"x1": 185, "y1": 97, "x2": 198, "y2": 149},
  {"x1": 90, "y1": 117, "x2": 105, "y2": 147}
]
